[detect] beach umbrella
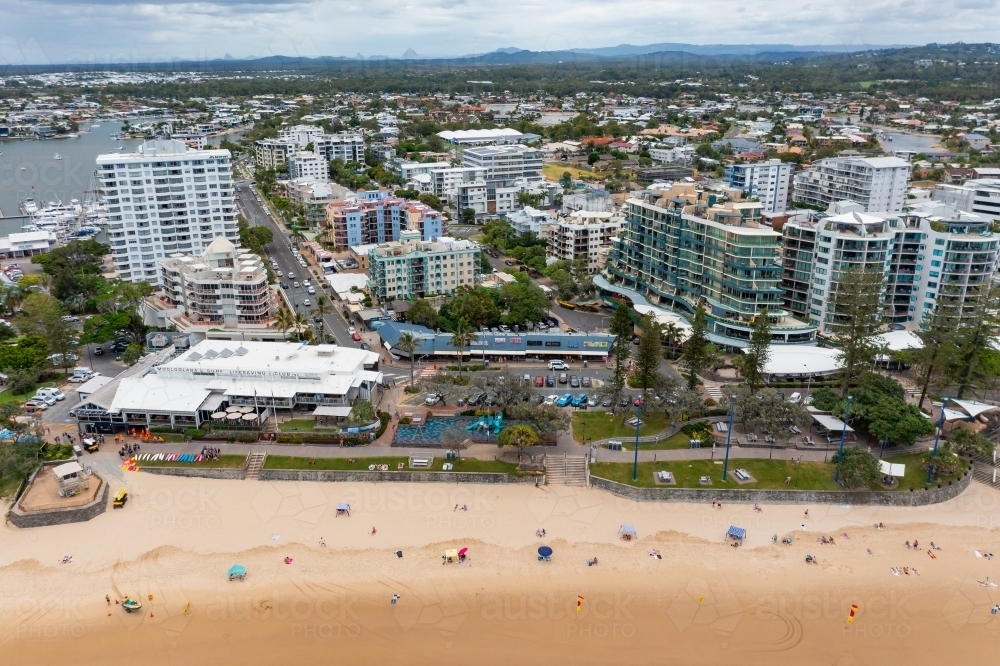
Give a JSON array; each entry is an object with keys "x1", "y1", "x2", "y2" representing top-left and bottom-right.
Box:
[
  {"x1": 537, "y1": 546, "x2": 553, "y2": 557},
  {"x1": 241, "y1": 413, "x2": 258, "y2": 421},
  {"x1": 226, "y1": 406, "x2": 241, "y2": 413},
  {"x1": 228, "y1": 564, "x2": 246, "y2": 576},
  {"x1": 458, "y1": 547, "x2": 468, "y2": 556},
  {"x1": 210, "y1": 412, "x2": 227, "y2": 420},
  {"x1": 227, "y1": 412, "x2": 242, "y2": 421},
  {"x1": 239, "y1": 406, "x2": 254, "y2": 413}
]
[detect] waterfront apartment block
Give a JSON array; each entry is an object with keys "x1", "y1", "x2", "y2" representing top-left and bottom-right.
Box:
[
  {"x1": 97, "y1": 140, "x2": 237, "y2": 284},
  {"x1": 547, "y1": 210, "x2": 623, "y2": 273},
  {"x1": 781, "y1": 201, "x2": 1000, "y2": 332},
  {"x1": 792, "y1": 156, "x2": 910, "y2": 212},
  {"x1": 604, "y1": 183, "x2": 815, "y2": 347},
  {"x1": 368, "y1": 231, "x2": 481, "y2": 301},
  {"x1": 287, "y1": 151, "x2": 329, "y2": 181},
  {"x1": 253, "y1": 138, "x2": 295, "y2": 170}
]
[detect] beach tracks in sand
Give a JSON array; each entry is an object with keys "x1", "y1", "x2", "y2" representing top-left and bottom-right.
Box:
[{"x1": 745, "y1": 604, "x2": 805, "y2": 652}]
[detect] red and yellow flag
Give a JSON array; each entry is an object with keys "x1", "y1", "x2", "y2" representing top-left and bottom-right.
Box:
[
  {"x1": 847, "y1": 603, "x2": 858, "y2": 624},
  {"x1": 577, "y1": 596, "x2": 585, "y2": 614}
]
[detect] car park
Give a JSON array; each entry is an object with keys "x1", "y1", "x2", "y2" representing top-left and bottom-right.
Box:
[
  {"x1": 556, "y1": 393, "x2": 573, "y2": 407},
  {"x1": 569, "y1": 375, "x2": 580, "y2": 388},
  {"x1": 548, "y1": 360, "x2": 569, "y2": 371},
  {"x1": 534, "y1": 375, "x2": 545, "y2": 387}
]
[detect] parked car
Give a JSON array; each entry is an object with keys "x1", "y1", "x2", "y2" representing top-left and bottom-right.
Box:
[
  {"x1": 307, "y1": 287, "x2": 316, "y2": 295},
  {"x1": 302, "y1": 299, "x2": 312, "y2": 307},
  {"x1": 23, "y1": 400, "x2": 47, "y2": 413},
  {"x1": 348, "y1": 327, "x2": 356, "y2": 335},
  {"x1": 466, "y1": 391, "x2": 484, "y2": 406},
  {"x1": 110, "y1": 342, "x2": 129, "y2": 353},
  {"x1": 499, "y1": 325, "x2": 511, "y2": 333},
  {"x1": 556, "y1": 393, "x2": 573, "y2": 407},
  {"x1": 546, "y1": 375, "x2": 555, "y2": 387},
  {"x1": 93, "y1": 346, "x2": 104, "y2": 356},
  {"x1": 571, "y1": 393, "x2": 588, "y2": 408},
  {"x1": 31, "y1": 394, "x2": 57, "y2": 407},
  {"x1": 534, "y1": 375, "x2": 545, "y2": 387},
  {"x1": 293, "y1": 281, "x2": 300, "y2": 288},
  {"x1": 548, "y1": 360, "x2": 569, "y2": 371},
  {"x1": 601, "y1": 396, "x2": 613, "y2": 407},
  {"x1": 569, "y1": 375, "x2": 580, "y2": 388},
  {"x1": 287, "y1": 272, "x2": 296, "y2": 280},
  {"x1": 61, "y1": 315, "x2": 80, "y2": 323},
  {"x1": 582, "y1": 376, "x2": 592, "y2": 388},
  {"x1": 303, "y1": 279, "x2": 311, "y2": 286},
  {"x1": 360, "y1": 342, "x2": 371, "y2": 351},
  {"x1": 351, "y1": 331, "x2": 362, "y2": 341},
  {"x1": 587, "y1": 397, "x2": 599, "y2": 408},
  {"x1": 424, "y1": 393, "x2": 441, "y2": 406},
  {"x1": 543, "y1": 395, "x2": 558, "y2": 405},
  {"x1": 558, "y1": 373, "x2": 568, "y2": 384}
]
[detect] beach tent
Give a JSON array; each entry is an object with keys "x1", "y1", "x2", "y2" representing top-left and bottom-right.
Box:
[
  {"x1": 879, "y1": 461, "x2": 905, "y2": 477},
  {"x1": 336, "y1": 502, "x2": 351, "y2": 516},
  {"x1": 727, "y1": 525, "x2": 747, "y2": 542},
  {"x1": 619, "y1": 524, "x2": 637, "y2": 540},
  {"x1": 443, "y1": 549, "x2": 459, "y2": 563},
  {"x1": 537, "y1": 546, "x2": 552, "y2": 561},
  {"x1": 228, "y1": 564, "x2": 247, "y2": 581}
]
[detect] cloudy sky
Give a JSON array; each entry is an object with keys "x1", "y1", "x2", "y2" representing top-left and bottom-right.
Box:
[{"x1": 1, "y1": 0, "x2": 997, "y2": 64}]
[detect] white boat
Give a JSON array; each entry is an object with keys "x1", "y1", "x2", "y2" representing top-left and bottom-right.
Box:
[
  {"x1": 20, "y1": 199, "x2": 38, "y2": 215},
  {"x1": 91, "y1": 124, "x2": 101, "y2": 129},
  {"x1": 53, "y1": 153, "x2": 63, "y2": 160}
]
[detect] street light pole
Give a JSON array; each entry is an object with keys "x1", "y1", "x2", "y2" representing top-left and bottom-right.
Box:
[
  {"x1": 926, "y1": 397, "x2": 948, "y2": 485},
  {"x1": 722, "y1": 394, "x2": 736, "y2": 482},
  {"x1": 632, "y1": 400, "x2": 642, "y2": 482},
  {"x1": 834, "y1": 395, "x2": 852, "y2": 484},
  {"x1": 803, "y1": 363, "x2": 811, "y2": 403}
]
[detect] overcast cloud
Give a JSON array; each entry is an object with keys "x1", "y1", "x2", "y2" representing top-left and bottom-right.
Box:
[{"x1": 0, "y1": 0, "x2": 997, "y2": 65}]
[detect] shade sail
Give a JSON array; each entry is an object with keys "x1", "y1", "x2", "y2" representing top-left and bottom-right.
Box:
[
  {"x1": 879, "y1": 461, "x2": 905, "y2": 477},
  {"x1": 727, "y1": 525, "x2": 747, "y2": 539}
]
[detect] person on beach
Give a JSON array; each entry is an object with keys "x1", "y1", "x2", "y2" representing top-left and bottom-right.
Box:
[
  {"x1": 804, "y1": 509, "x2": 809, "y2": 519},
  {"x1": 319, "y1": 537, "x2": 326, "y2": 547},
  {"x1": 371, "y1": 527, "x2": 377, "y2": 535},
  {"x1": 106, "y1": 595, "x2": 110, "y2": 605},
  {"x1": 391, "y1": 594, "x2": 400, "y2": 605}
]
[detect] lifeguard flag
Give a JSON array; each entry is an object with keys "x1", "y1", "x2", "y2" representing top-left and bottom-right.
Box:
[
  {"x1": 577, "y1": 596, "x2": 585, "y2": 614},
  {"x1": 847, "y1": 604, "x2": 858, "y2": 624}
]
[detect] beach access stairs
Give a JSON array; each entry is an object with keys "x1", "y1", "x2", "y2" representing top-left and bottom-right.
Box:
[
  {"x1": 970, "y1": 453, "x2": 1000, "y2": 488},
  {"x1": 544, "y1": 454, "x2": 588, "y2": 487},
  {"x1": 244, "y1": 451, "x2": 267, "y2": 480}
]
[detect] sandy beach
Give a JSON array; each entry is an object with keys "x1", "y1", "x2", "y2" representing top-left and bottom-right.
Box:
[{"x1": 4, "y1": 474, "x2": 1000, "y2": 664}]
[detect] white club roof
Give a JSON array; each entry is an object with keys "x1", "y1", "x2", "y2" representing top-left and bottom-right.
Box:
[
  {"x1": 876, "y1": 330, "x2": 922, "y2": 351},
  {"x1": 167, "y1": 340, "x2": 379, "y2": 376},
  {"x1": 110, "y1": 376, "x2": 214, "y2": 414},
  {"x1": 765, "y1": 345, "x2": 840, "y2": 375},
  {"x1": 812, "y1": 414, "x2": 854, "y2": 432}
]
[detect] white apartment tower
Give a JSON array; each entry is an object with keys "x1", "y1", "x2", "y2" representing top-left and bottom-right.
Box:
[
  {"x1": 793, "y1": 156, "x2": 910, "y2": 212},
  {"x1": 97, "y1": 140, "x2": 237, "y2": 284},
  {"x1": 726, "y1": 159, "x2": 794, "y2": 213},
  {"x1": 288, "y1": 151, "x2": 329, "y2": 181}
]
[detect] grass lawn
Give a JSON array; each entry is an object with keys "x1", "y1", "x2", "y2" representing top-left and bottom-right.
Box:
[
  {"x1": 542, "y1": 164, "x2": 600, "y2": 182},
  {"x1": 279, "y1": 419, "x2": 318, "y2": 432},
  {"x1": 0, "y1": 387, "x2": 37, "y2": 405},
  {"x1": 885, "y1": 453, "x2": 963, "y2": 491},
  {"x1": 572, "y1": 411, "x2": 671, "y2": 443},
  {"x1": 590, "y1": 455, "x2": 967, "y2": 490},
  {"x1": 263, "y1": 455, "x2": 518, "y2": 474},
  {"x1": 140, "y1": 455, "x2": 246, "y2": 469}
]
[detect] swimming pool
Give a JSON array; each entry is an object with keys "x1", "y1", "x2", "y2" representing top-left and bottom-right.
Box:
[{"x1": 392, "y1": 416, "x2": 508, "y2": 446}]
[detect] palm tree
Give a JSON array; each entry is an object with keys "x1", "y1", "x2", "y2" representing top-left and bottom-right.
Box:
[
  {"x1": 271, "y1": 308, "x2": 294, "y2": 339},
  {"x1": 450, "y1": 319, "x2": 478, "y2": 373},
  {"x1": 292, "y1": 312, "x2": 309, "y2": 341},
  {"x1": 312, "y1": 295, "x2": 330, "y2": 343},
  {"x1": 1, "y1": 285, "x2": 25, "y2": 315},
  {"x1": 397, "y1": 331, "x2": 418, "y2": 386}
]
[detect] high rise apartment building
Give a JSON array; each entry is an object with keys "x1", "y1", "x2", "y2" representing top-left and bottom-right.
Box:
[
  {"x1": 792, "y1": 156, "x2": 910, "y2": 212},
  {"x1": 313, "y1": 133, "x2": 365, "y2": 163},
  {"x1": 547, "y1": 211, "x2": 623, "y2": 273},
  {"x1": 326, "y1": 191, "x2": 443, "y2": 249},
  {"x1": 97, "y1": 140, "x2": 237, "y2": 284},
  {"x1": 781, "y1": 201, "x2": 1000, "y2": 332},
  {"x1": 287, "y1": 151, "x2": 329, "y2": 181},
  {"x1": 725, "y1": 159, "x2": 794, "y2": 213},
  {"x1": 603, "y1": 183, "x2": 815, "y2": 346}
]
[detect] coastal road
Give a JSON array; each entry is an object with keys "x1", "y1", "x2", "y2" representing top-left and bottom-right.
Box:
[{"x1": 235, "y1": 180, "x2": 355, "y2": 348}]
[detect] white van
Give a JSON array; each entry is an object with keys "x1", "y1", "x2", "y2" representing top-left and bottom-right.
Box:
[{"x1": 36, "y1": 387, "x2": 66, "y2": 401}]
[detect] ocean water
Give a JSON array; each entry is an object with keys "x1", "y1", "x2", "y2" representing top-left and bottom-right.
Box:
[{"x1": 0, "y1": 123, "x2": 143, "y2": 225}]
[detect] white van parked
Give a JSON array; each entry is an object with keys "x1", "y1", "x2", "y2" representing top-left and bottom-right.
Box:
[{"x1": 35, "y1": 387, "x2": 66, "y2": 401}]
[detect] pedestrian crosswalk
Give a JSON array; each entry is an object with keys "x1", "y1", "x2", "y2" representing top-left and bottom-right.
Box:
[{"x1": 705, "y1": 385, "x2": 724, "y2": 401}]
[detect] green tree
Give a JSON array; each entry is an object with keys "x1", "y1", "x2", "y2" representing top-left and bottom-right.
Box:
[
  {"x1": 559, "y1": 171, "x2": 573, "y2": 191},
  {"x1": 603, "y1": 304, "x2": 634, "y2": 414},
  {"x1": 731, "y1": 386, "x2": 812, "y2": 443},
  {"x1": 405, "y1": 299, "x2": 439, "y2": 329},
  {"x1": 922, "y1": 442, "x2": 963, "y2": 480},
  {"x1": 506, "y1": 402, "x2": 570, "y2": 437},
  {"x1": 0, "y1": 335, "x2": 49, "y2": 372},
  {"x1": 950, "y1": 283, "x2": 1000, "y2": 399},
  {"x1": 496, "y1": 423, "x2": 540, "y2": 462},
  {"x1": 734, "y1": 308, "x2": 771, "y2": 393},
  {"x1": 829, "y1": 268, "x2": 886, "y2": 396},
  {"x1": 835, "y1": 447, "x2": 881, "y2": 489},
  {"x1": 633, "y1": 315, "x2": 663, "y2": 404},
  {"x1": 498, "y1": 281, "x2": 550, "y2": 326},
  {"x1": 679, "y1": 305, "x2": 718, "y2": 390},
  {"x1": 949, "y1": 428, "x2": 994, "y2": 458},
  {"x1": 14, "y1": 293, "x2": 77, "y2": 372},
  {"x1": 397, "y1": 331, "x2": 419, "y2": 386},
  {"x1": 122, "y1": 343, "x2": 144, "y2": 366},
  {"x1": 312, "y1": 296, "x2": 331, "y2": 343},
  {"x1": 905, "y1": 305, "x2": 958, "y2": 410}
]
